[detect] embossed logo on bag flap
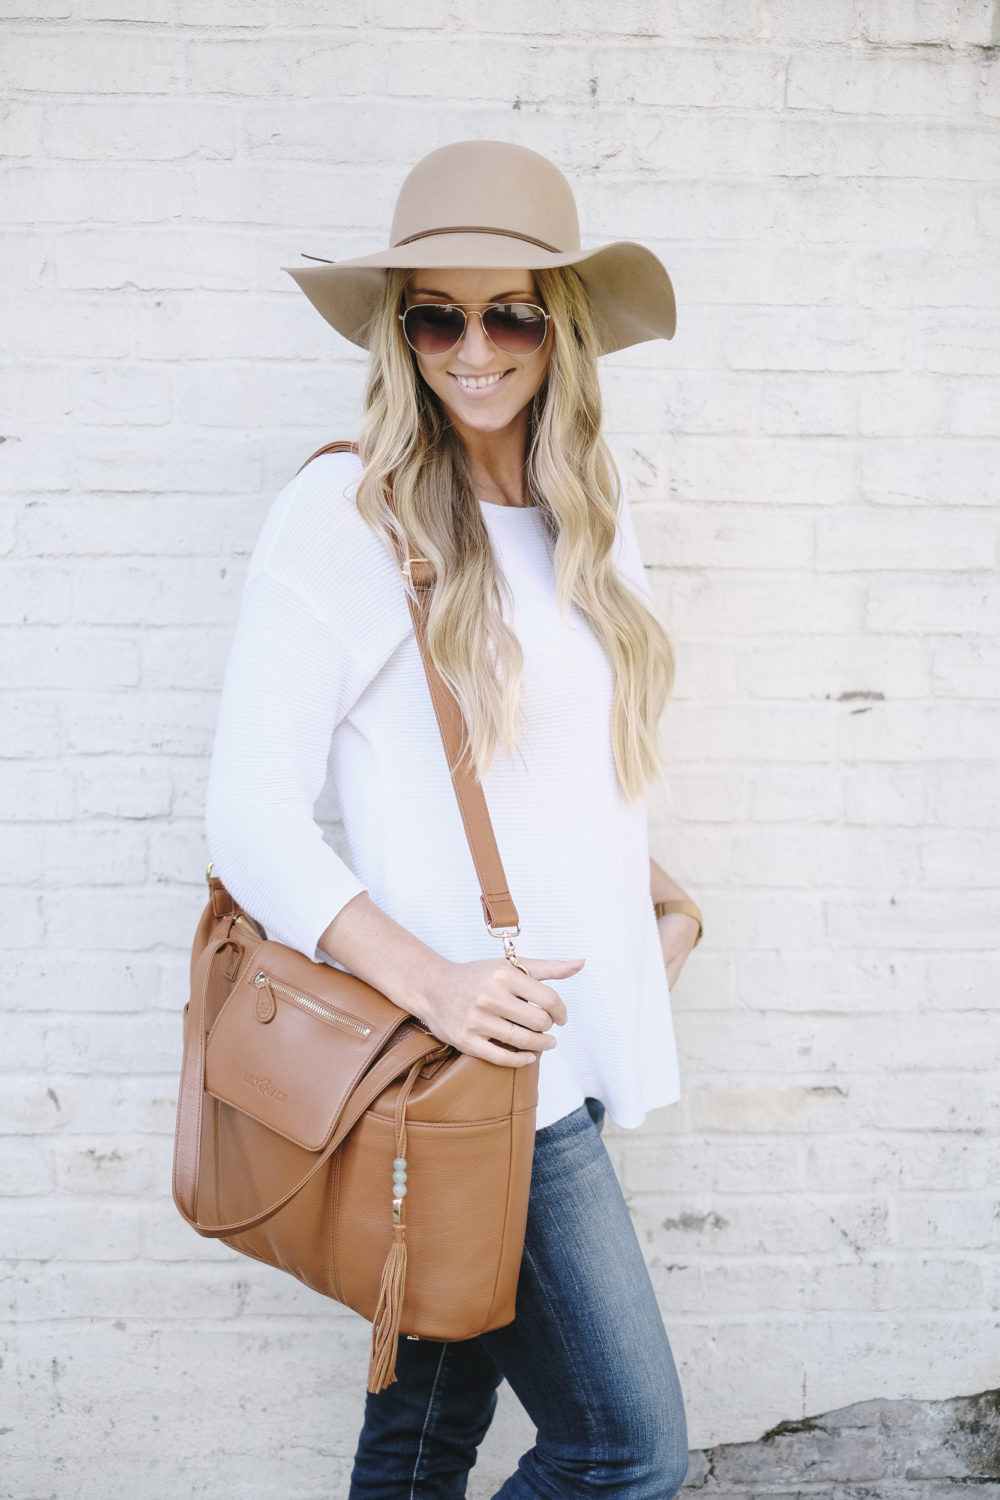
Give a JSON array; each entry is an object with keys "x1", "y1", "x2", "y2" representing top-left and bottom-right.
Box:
[{"x1": 243, "y1": 1071, "x2": 287, "y2": 1104}]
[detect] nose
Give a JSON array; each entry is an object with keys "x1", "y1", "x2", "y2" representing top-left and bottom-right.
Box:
[{"x1": 455, "y1": 311, "x2": 500, "y2": 368}]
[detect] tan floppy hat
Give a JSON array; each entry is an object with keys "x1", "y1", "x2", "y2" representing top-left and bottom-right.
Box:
[{"x1": 281, "y1": 140, "x2": 676, "y2": 357}]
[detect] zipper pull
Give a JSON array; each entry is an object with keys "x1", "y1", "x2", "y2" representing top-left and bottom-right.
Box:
[{"x1": 254, "y1": 971, "x2": 277, "y2": 1024}]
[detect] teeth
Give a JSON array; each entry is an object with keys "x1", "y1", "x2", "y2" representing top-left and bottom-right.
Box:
[{"x1": 454, "y1": 372, "x2": 507, "y2": 389}]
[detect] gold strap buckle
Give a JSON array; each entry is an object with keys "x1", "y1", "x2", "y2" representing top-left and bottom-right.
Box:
[
  {"x1": 400, "y1": 556, "x2": 432, "y2": 582},
  {"x1": 486, "y1": 922, "x2": 520, "y2": 940}
]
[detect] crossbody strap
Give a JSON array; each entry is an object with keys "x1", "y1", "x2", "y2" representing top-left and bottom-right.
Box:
[{"x1": 297, "y1": 439, "x2": 519, "y2": 935}]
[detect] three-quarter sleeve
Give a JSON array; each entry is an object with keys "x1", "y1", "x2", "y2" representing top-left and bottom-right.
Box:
[
  {"x1": 204, "y1": 570, "x2": 371, "y2": 961},
  {"x1": 204, "y1": 450, "x2": 409, "y2": 963}
]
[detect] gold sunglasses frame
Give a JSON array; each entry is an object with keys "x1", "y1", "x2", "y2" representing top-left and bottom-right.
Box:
[{"x1": 398, "y1": 300, "x2": 551, "y2": 356}]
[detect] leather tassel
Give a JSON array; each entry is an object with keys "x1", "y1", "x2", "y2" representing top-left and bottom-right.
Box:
[
  {"x1": 366, "y1": 1053, "x2": 426, "y2": 1394},
  {"x1": 367, "y1": 1222, "x2": 407, "y2": 1392}
]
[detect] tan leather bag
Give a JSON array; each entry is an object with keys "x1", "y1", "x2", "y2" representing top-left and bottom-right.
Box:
[{"x1": 172, "y1": 443, "x2": 538, "y2": 1393}]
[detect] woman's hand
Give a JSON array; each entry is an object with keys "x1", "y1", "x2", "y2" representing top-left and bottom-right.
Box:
[
  {"x1": 656, "y1": 912, "x2": 700, "y2": 991},
  {"x1": 413, "y1": 954, "x2": 583, "y2": 1068},
  {"x1": 317, "y1": 891, "x2": 582, "y2": 1069}
]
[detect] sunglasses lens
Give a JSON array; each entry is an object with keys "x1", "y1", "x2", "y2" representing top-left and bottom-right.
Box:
[
  {"x1": 402, "y1": 304, "x2": 467, "y2": 354},
  {"x1": 482, "y1": 304, "x2": 548, "y2": 354}
]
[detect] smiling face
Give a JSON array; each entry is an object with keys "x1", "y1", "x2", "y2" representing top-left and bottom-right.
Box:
[{"x1": 402, "y1": 268, "x2": 553, "y2": 443}]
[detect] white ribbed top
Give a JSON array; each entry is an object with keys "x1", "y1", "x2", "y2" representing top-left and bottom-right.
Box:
[{"x1": 205, "y1": 449, "x2": 681, "y2": 1130}]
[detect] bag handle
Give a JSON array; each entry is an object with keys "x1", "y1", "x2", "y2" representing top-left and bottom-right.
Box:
[
  {"x1": 172, "y1": 924, "x2": 447, "y2": 1238},
  {"x1": 296, "y1": 439, "x2": 520, "y2": 937}
]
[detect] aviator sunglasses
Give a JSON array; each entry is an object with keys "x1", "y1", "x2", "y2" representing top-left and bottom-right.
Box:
[{"x1": 399, "y1": 300, "x2": 550, "y2": 357}]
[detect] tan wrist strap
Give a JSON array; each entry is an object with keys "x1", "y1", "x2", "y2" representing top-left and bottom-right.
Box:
[{"x1": 653, "y1": 898, "x2": 703, "y2": 947}]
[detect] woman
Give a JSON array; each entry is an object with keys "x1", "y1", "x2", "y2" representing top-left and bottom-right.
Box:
[{"x1": 206, "y1": 141, "x2": 702, "y2": 1499}]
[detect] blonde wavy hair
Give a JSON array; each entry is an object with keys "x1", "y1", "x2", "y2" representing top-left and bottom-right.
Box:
[{"x1": 353, "y1": 265, "x2": 675, "y2": 804}]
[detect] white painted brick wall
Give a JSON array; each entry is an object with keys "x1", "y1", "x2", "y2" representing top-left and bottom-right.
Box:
[{"x1": 2, "y1": 3, "x2": 998, "y2": 1496}]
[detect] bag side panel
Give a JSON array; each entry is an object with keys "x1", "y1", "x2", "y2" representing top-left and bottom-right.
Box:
[{"x1": 477, "y1": 1103, "x2": 536, "y2": 1333}]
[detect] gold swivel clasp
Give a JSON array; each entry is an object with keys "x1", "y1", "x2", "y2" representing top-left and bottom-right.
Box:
[{"x1": 488, "y1": 924, "x2": 529, "y2": 977}]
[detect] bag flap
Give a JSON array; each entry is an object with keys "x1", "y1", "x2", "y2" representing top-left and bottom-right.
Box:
[{"x1": 204, "y1": 940, "x2": 413, "y2": 1152}]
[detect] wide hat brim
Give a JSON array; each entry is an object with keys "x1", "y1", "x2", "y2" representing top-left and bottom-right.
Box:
[{"x1": 280, "y1": 234, "x2": 676, "y2": 357}]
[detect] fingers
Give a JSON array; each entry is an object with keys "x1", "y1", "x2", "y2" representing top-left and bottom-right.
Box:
[
  {"x1": 450, "y1": 1030, "x2": 541, "y2": 1068},
  {"x1": 465, "y1": 999, "x2": 556, "y2": 1055},
  {"x1": 421, "y1": 954, "x2": 585, "y2": 1068},
  {"x1": 471, "y1": 1037, "x2": 541, "y2": 1069},
  {"x1": 488, "y1": 992, "x2": 555, "y2": 1037},
  {"x1": 491, "y1": 958, "x2": 577, "y2": 1028},
  {"x1": 473, "y1": 978, "x2": 571, "y2": 1064},
  {"x1": 502, "y1": 1016, "x2": 558, "y2": 1054},
  {"x1": 439, "y1": 999, "x2": 555, "y2": 1063}
]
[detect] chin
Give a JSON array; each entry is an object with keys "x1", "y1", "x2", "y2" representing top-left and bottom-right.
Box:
[
  {"x1": 464, "y1": 409, "x2": 520, "y2": 432},
  {"x1": 440, "y1": 398, "x2": 530, "y2": 434}
]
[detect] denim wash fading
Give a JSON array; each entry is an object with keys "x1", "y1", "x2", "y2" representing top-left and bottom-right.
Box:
[{"x1": 348, "y1": 1096, "x2": 689, "y2": 1499}]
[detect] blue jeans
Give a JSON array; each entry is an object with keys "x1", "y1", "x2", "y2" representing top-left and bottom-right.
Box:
[{"x1": 348, "y1": 1097, "x2": 689, "y2": 1499}]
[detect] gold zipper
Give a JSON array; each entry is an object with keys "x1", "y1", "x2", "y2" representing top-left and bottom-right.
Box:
[{"x1": 253, "y1": 971, "x2": 372, "y2": 1037}]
